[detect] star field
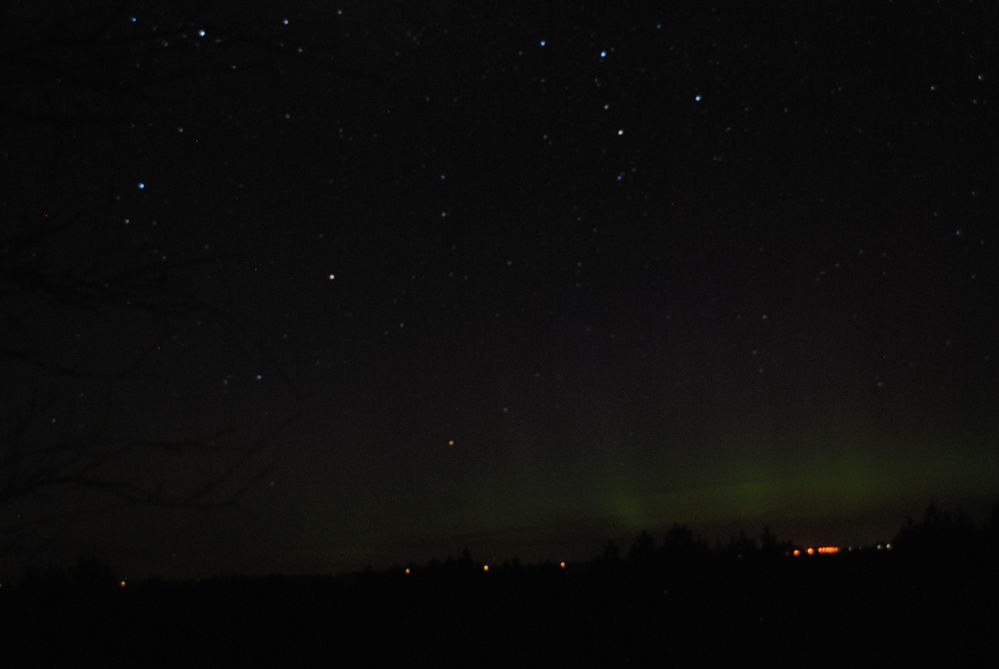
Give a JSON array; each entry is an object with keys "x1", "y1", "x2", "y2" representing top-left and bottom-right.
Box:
[{"x1": 1, "y1": 1, "x2": 997, "y2": 577}]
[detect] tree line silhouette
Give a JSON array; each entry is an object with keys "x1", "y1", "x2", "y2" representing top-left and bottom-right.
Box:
[
  {"x1": 7, "y1": 499, "x2": 997, "y2": 591},
  {"x1": 2, "y1": 499, "x2": 996, "y2": 666}
]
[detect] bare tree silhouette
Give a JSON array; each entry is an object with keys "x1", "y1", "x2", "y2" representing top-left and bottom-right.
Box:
[{"x1": 0, "y1": 3, "x2": 379, "y2": 550}]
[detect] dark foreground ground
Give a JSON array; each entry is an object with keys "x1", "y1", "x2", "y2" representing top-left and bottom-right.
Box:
[{"x1": 2, "y1": 549, "x2": 996, "y2": 667}]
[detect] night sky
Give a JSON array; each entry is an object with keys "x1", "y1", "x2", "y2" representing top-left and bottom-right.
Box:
[{"x1": 3, "y1": 1, "x2": 998, "y2": 578}]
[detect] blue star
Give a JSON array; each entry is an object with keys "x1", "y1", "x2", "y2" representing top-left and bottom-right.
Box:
[
  {"x1": 599, "y1": 50, "x2": 608, "y2": 59},
  {"x1": 197, "y1": 29, "x2": 206, "y2": 38},
  {"x1": 539, "y1": 39, "x2": 546, "y2": 47},
  {"x1": 130, "y1": 16, "x2": 137, "y2": 24},
  {"x1": 137, "y1": 181, "x2": 145, "y2": 190},
  {"x1": 694, "y1": 94, "x2": 702, "y2": 102}
]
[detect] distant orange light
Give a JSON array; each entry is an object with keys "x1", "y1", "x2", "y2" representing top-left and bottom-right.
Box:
[
  {"x1": 482, "y1": 564, "x2": 490, "y2": 572},
  {"x1": 818, "y1": 546, "x2": 840, "y2": 554},
  {"x1": 559, "y1": 561, "x2": 567, "y2": 569},
  {"x1": 806, "y1": 547, "x2": 815, "y2": 556},
  {"x1": 404, "y1": 567, "x2": 411, "y2": 575},
  {"x1": 792, "y1": 549, "x2": 801, "y2": 557},
  {"x1": 447, "y1": 439, "x2": 456, "y2": 446},
  {"x1": 118, "y1": 579, "x2": 127, "y2": 589}
]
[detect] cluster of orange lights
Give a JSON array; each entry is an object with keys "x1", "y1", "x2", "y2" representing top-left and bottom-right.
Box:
[{"x1": 792, "y1": 546, "x2": 840, "y2": 557}]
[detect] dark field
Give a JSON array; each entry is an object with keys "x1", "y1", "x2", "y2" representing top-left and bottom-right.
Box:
[{"x1": 4, "y1": 544, "x2": 996, "y2": 666}]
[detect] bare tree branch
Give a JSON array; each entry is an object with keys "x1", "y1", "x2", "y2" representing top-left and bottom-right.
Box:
[{"x1": 0, "y1": 3, "x2": 335, "y2": 550}]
